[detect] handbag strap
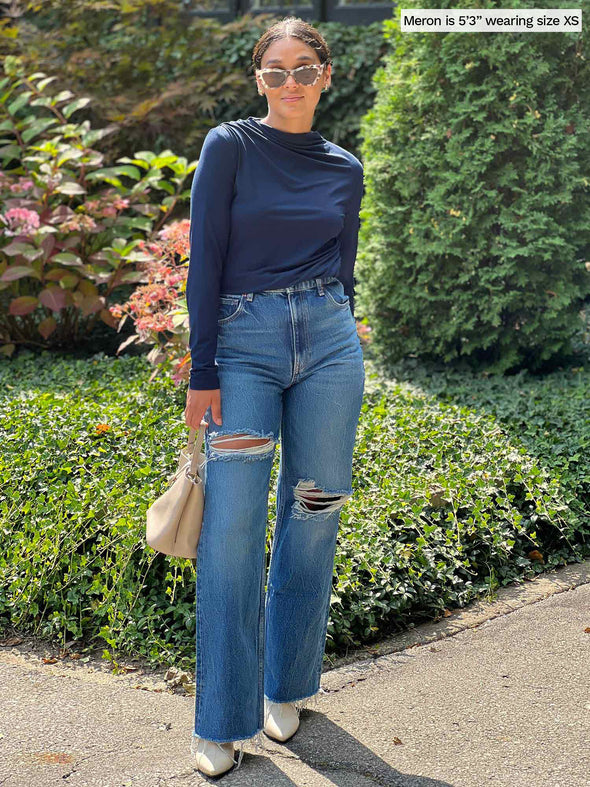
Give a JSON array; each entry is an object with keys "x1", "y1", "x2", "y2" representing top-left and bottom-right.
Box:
[{"x1": 187, "y1": 420, "x2": 208, "y2": 474}]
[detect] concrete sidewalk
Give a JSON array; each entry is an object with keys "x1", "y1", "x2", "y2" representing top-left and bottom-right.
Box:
[{"x1": 1, "y1": 560, "x2": 589, "y2": 787}]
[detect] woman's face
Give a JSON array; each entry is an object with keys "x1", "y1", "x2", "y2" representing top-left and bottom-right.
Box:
[{"x1": 255, "y1": 36, "x2": 331, "y2": 123}]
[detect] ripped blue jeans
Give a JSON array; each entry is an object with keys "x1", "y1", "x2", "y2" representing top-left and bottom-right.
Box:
[{"x1": 192, "y1": 276, "x2": 365, "y2": 767}]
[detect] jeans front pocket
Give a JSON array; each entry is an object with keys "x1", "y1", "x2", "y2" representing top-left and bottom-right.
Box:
[
  {"x1": 218, "y1": 294, "x2": 245, "y2": 325},
  {"x1": 323, "y1": 279, "x2": 350, "y2": 309}
]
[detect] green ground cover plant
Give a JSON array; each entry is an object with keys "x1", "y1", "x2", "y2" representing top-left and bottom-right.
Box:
[
  {"x1": 382, "y1": 353, "x2": 590, "y2": 551},
  {"x1": 1, "y1": 350, "x2": 587, "y2": 672}
]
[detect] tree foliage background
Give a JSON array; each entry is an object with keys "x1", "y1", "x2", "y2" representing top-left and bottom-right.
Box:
[{"x1": 356, "y1": 0, "x2": 590, "y2": 373}]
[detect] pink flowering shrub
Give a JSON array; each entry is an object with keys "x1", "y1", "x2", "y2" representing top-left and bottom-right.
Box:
[
  {"x1": 0, "y1": 63, "x2": 197, "y2": 357},
  {"x1": 109, "y1": 219, "x2": 193, "y2": 388}
]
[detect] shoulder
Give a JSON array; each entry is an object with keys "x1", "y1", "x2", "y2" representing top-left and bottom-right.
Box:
[
  {"x1": 324, "y1": 141, "x2": 364, "y2": 202},
  {"x1": 208, "y1": 119, "x2": 255, "y2": 146},
  {"x1": 204, "y1": 120, "x2": 259, "y2": 155},
  {"x1": 202, "y1": 122, "x2": 238, "y2": 149},
  {"x1": 197, "y1": 123, "x2": 240, "y2": 173},
  {"x1": 323, "y1": 139, "x2": 363, "y2": 175},
  {"x1": 192, "y1": 124, "x2": 239, "y2": 188},
  {"x1": 325, "y1": 140, "x2": 364, "y2": 186}
]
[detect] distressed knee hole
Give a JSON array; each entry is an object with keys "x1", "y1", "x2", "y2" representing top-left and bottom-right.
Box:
[
  {"x1": 208, "y1": 431, "x2": 276, "y2": 460},
  {"x1": 211, "y1": 434, "x2": 271, "y2": 451},
  {"x1": 298, "y1": 487, "x2": 342, "y2": 511},
  {"x1": 293, "y1": 479, "x2": 352, "y2": 517}
]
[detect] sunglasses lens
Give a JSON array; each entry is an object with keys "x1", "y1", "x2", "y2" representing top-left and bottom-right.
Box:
[
  {"x1": 262, "y1": 66, "x2": 319, "y2": 88},
  {"x1": 265, "y1": 71, "x2": 286, "y2": 88},
  {"x1": 296, "y1": 66, "x2": 319, "y2": 85}
]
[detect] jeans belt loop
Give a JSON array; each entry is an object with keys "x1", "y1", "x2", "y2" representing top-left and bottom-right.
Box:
[{"x1": 316, "y1": 278, "x2": 325, "y2": 297}]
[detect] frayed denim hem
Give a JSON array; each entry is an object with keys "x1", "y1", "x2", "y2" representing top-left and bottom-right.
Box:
[
  {"x1": 191, "y1": 728, "x2": 266, "y2": 771},
  {"x1": 293, "y1": 689, "x2": 322, "y2": 718},
  {"x1": 265, "y1": 688, "x2": 323, "y2": 719},
  {"x1": 191, "y1": 691, "x2": 323, "y2": 770}
]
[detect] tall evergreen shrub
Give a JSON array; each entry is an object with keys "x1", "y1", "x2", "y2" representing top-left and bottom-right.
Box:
[{"x1": 357, "y1": 0, "x2": 590, "y2": 372}]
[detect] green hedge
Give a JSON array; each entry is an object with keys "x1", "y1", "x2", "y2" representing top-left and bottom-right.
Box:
[
  {"x1": 1, "y1": 350, "x2": 587, "y2": 671},
  {"x1": 356, "y1": 0, "x2": 590, "y2": 373}
]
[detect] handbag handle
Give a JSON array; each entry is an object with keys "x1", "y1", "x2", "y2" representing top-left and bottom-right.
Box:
[{"x1": 186, "y1": 420, "x2": 208, "y2": 475}]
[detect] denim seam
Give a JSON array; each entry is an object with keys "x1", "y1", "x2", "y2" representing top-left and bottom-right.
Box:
[
  {"x1": 257, "y1": 525, "x2": 266, "y2": 731},
  {"x1": 264, "y1": 457, "x2": 288, "y2": 701},
  {"x1": 194, "y1": 535, "x2": 203, "y2": 734},
  {"x1": 287, "y1": 293, "x2": 299, "y2": 386},
  {"x1": 311, "y1": 520, "x2": 342, "y2": 688}
]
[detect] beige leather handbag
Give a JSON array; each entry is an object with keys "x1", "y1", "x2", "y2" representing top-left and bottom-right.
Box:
[{"x1": 146, "y1": 420, "x2": 208, "y2": 559}]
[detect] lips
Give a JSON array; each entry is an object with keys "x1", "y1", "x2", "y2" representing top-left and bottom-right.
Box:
[{"x1": 283, "y1": 96, "x2": 303, "y2": 102}]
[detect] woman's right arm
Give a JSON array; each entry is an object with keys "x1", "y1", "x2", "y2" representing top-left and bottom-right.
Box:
[{"x1": 184, "y1": 124, "x2": 238, "y2": 429}]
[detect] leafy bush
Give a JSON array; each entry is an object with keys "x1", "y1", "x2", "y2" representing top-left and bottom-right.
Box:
[
  {"x1": 0, "y1": 63, "x2": 196, "y2": 356},
  {"x1": 1, "y1": 351, "x2": 587, "y2": 670},
  {"x1": 1, "y1": 0, "x2": 388, "y2": 161},
  {"x1": 5, "y1": 0, "x2": 251, "y2": 161},
  {"x1": 356, "y1": 0, "x2": 590, "y2": 373}
]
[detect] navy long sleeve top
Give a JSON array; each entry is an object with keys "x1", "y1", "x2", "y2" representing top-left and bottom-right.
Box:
[{"x1": 186, "y1": 115, "x2": 364, "y2": 391}]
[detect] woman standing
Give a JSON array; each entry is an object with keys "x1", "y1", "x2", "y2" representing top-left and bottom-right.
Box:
[{"x1": 184, "y1": 16, "x2": 365, "y2": 778}]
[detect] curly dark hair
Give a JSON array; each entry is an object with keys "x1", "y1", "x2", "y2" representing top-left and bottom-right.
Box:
[{"x1": 251, "y1": 16, "x2": 333, "y2": 71}]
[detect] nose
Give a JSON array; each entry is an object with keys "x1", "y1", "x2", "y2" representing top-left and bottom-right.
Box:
[{"x1": 284, "y1": 73, "x2": 299, "y2": 88}]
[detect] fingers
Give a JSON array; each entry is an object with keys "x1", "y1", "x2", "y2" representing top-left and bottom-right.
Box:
[
  {"x1": 184, "y1": 408, "x2": 203, "y2": 431},
  {"x1": 184, "y1": 389, "x2": 221, "y2": 430},
  {"x1": 184, "y1": 403, "x2": 205, "y2": 431}
]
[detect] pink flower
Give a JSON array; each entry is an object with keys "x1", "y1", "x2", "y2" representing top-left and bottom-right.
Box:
[
  {"x1": 112, "y1": 197, "x2": 129, "y2": 210},
  {"x1": 136, "y1": 313, "x2": 174, "y2": 333},
  {"x1": 9, "y1": 179, "x2": 34, "y2": 193},
  {"x1": 1, "y1": 207, "x2": 41, "y2": 237},
  {"x1": 157, "y1": 219, "x2": 190, "y2": 258},
  {"x1": 58, "y1": 214, "x2": 97, "y2": 233}
]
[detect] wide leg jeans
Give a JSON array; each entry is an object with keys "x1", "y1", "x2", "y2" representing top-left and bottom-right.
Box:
[{"x1": 192, "y1": 275, "x2": 365, "y2": 765}]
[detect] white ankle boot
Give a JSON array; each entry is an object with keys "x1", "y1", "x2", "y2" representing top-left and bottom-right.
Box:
[
  {"x1": 263, "y1": 697, "x2": 300, "y2": 742},
  {"x1": 193, "y1": 738, "x2": 236, "y2": 777}
]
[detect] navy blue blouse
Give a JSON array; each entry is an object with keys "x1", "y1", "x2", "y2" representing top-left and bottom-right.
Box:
[{"x1": 186, "y1": 115, "x2": 364, "y2": 390}]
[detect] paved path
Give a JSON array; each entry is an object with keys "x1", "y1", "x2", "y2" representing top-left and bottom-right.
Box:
[{"x1": 1, "y1": 560, "x2": 589, "y2": 786}]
